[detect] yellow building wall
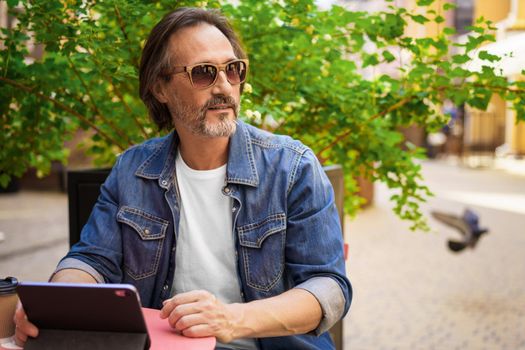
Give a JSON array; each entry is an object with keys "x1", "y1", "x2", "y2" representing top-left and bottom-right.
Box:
[
  {"x1": 511, "y1": 75, "x2": 525, "y2": 154},
  {"x1": 424, "y1": 0, "x2": 451, "y2": 38},
  {"x1": 512, "y1": 121, "x2": 525, "y2": 154},
  {"x1": 402, "y1": 0, "x2": 524, "y2": 154},
  {"x1": 518, "y1": 0, "x2": 525, "y2": 19},
  {"x1": 465, "y1": 95, "x2": 506, "y2": 149},
  {"x1": 511, "y1": 0, "x2": 525, "y2": 29},
  {"x1": 474, "y1": 0, "x2": 510, "y2": 23},
  {"x1": 403, "y1": 0, "x2": 455, "y2": 38},
  {"x1": 473, "y1": 1, "x2": 525, "y2": 154}
]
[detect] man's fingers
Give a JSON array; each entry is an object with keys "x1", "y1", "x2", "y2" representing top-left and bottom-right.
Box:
[
  {"x1": 173, "y1": 313, "x2": 205, "y2": 332},
  {"x1": 14, "y1": 307, "x2": 39, "y2": 337},
  {"x1": 159, "y1": 299, "x2": 176, "y2": 319},
  {"x1": 14, "y1": 307, "x2": 39, "y2": 347},
  {"x1": 13, "y1": 304, "x2": 25, "y2": 323},
  {"x1": 173, "y1": 290, "x2": 212, "y2": 304},
  {"x1": 160, "y1": 292, "x2": 235, "y2": 343},
  {"x1": 160, "y1": 290, "x2": 214, "y2": 319},
  {"x1": 14, "y1": 331, "x2": 28, "y2": 347},
  {"x1": 166, "y1": 302, "x2": 201, "y2": 327},
  {"x1": 181, "y1": 323, "x2": 212, "y2": 338}
]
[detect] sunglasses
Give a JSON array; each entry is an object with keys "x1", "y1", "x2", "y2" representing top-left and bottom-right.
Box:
[{"x1": 168, "y1": 59, "x2": 249, "y2": 89}]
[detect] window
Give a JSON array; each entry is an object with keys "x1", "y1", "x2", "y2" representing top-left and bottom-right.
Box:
[{"x1": 455, "y1": 0, "x2": 474, "y2": 34}]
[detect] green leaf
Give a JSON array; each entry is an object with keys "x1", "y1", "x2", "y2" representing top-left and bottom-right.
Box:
[
  {"x1": 362, "y1": 53, "x2": 379, "y2": 67},
  {"x1": 443, "y1": 3, "x2": 457, "y2": 10},
  {"x1": 478, "y1": 50, "x2": 501, "y2": 62},
  {"x1": 2, "y1": 0, "x2": 521, "y2": 234},
  {"x1": 0, "y1": 174, "x2": 10, "y2": 188},
  {"x1": 6, "y1": 0, "x2": 19, "y2": 7},
  {"x1": 435, "y1": 15, "x2": 445, "y2": 24},
  {"x1": 411, "y1": 14, "x2": 429, "y2": 24},
  {"x1": 464, "y1": 25, "x2": 485, "y2": 34},
  {"x1": 452, "y1": 54, "x2": 470, "y2": 64},
  {"x1": 443, "y1": 27, "x2": 456, "y2": 35},
  {"x1": 469, "y1": 90, "x2": 493, "y2": 110},
  {"x1": 465, "y1": 35, "x2": 484, "y2": 52},
  {"x1": 382, "y1": 50, "x2": 396, "y2": 62}
]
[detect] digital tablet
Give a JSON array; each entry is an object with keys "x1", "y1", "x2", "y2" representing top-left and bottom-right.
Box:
[{"x1": 17, "y1": 282, "x2": 149, "y2": 337}]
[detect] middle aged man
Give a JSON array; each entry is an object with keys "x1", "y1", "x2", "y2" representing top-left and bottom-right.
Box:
[{"x1": 15, "y1": 7, "x2": 351, "y2": 350}]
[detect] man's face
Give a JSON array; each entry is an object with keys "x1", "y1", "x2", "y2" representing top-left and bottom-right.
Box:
[{"x1": 155, "y1": 23, "x2": 241, "y2": 138}]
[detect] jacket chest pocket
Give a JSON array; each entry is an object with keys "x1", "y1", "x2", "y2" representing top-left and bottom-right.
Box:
[
  {"x1": 237, "y1": 213, "x2": 286, "y2": 292},
  {"x1": 117, "y1": 206, "x2": 169, "y2": 280}
]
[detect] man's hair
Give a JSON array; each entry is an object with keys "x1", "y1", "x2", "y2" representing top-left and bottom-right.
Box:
[{"x1": 139, "y1": 7, "x2": 247, "y2": 131}]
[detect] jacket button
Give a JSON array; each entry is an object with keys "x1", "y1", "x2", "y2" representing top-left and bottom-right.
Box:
[
  {"x1": 163, "y1": 285, "x2": 169, "y2": 291},
  {"x1": 232, "y1": 207, "x2": 237, "y2": 212},
  {"x1": 161, "y1": 180, "x2": 168, "y2": 186},
  {"x1": 144, "y1": 229, "x2": 150, "y2": 235},
  {"x1": 223, "y1": 187, "x2": 231, "y2": 194}
]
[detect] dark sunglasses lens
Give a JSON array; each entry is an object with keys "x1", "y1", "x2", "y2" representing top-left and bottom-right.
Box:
[
  {"x1": 226, "y1": 61, "x2": 247, "y2": 84},
  {"x1": 191, "y1": 64, "x2": 217, "y2": 88}
]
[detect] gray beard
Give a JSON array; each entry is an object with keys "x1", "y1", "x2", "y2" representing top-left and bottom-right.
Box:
[{"x1": 170, "y1": 101, "x2": 239, "y2": 138}]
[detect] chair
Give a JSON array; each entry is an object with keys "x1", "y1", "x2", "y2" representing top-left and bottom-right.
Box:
[
  {"x1": 323, "y1": 165, "x2": 345, "y2": 350},
  {"x1": 67, "y1": 168, "x2": 111, "y2": 247}
]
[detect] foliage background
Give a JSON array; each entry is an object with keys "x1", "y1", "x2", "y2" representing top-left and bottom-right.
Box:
[{"x1": 1, "y1": 0, "x2": 524, "y2": 230}]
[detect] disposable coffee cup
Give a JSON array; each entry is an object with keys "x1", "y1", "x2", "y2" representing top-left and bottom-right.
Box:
[{"x1": 0, "y1": 277, "x2": 18, "y2": 339}]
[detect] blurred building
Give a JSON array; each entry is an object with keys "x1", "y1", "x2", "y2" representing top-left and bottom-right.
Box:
[
  {"x1": 464, "y1": 0, "x2": 525, "y2": 158},
  {"x1": 338, "y1": 0, "x2": 525, "y2": 160}
]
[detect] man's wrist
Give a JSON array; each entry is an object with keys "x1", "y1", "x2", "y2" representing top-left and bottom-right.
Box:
[{"x1": 226, "y1": 302, "x2": 255, "y2": 341}]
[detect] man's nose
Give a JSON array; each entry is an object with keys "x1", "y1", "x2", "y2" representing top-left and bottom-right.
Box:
[{"x1": 211, "y1": 70, "x2": 233, "y2": 96}]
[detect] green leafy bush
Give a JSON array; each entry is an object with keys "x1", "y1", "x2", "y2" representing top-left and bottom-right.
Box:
[{"x1": 1, "y1": 0, "x2": 524, "y2": 230}]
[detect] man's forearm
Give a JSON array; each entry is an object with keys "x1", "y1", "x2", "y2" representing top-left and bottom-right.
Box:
[
  {"x1": 50, "y1": 269, "x2": 98, "y2": 283},
  {"x1": 228, "y1": 288, "x2": 322, "y2": 339}
]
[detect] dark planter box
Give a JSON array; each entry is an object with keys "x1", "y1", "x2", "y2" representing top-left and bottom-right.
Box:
[{"x1": 0, "y1": 177, "x2": 20, "y2": 193}]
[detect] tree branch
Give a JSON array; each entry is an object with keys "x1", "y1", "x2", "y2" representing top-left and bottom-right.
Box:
[
  {"x1": 316, "y1": 95, "x2": 414, "y2": 163},
  {"x1": 315, "y1": 79, "x2": 525, "y2": 162},
  {"x1": 0, "y1": 76, "x2": 127, "y2": 150},
  {"x1": 66, "y1": 56, "x2": 134, "y2": 146},
  {"x1": 113, "y1": 5, "x2": 141, "y2": 69},
  {"x1": 113, "y1": 5, "x2": 129, "y2": 41},
  {"x1": 85, "y1": 47, "x2": 150, "y2": 139}
]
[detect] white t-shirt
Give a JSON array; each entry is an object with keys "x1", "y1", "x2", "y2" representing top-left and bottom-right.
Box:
[{"x1": 173, "y1": 151, "x2": 257, "y2": 350}]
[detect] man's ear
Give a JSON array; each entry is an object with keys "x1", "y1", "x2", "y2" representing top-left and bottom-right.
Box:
[{"x1": 152, "y1": 80, "x2": 169, "y2": 104}]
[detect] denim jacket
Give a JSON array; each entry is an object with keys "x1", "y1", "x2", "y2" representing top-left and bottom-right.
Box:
[{"x1": 60, "y1": 120, "x2": 352, "y2": 349}]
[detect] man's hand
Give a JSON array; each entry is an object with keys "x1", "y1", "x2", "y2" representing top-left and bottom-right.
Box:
[
  {"x1": 13, "y1": 302, "x2": 39, "y2": 347},
  {"x1": 159, "y1": 290, "x2": 243, "y2": 343},
  {"x1": 12, "y1": 268, "x2": 96, "y2": 347}
]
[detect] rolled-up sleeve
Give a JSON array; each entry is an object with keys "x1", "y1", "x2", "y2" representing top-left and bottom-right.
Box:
[
  {"x1": 52, "y1": 257, "x2": 105, "y2": 283},
  {"x1": 295, "y1": 276, "x2": 345, "y2": 334},
  {"x1": 285, "y1": 149, "x2": 352, "y2": 330}
]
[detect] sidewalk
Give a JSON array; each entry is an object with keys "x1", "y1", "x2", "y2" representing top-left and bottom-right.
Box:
[
  {"x1": 0, "y1": 191, "x2": 69, "y2": 281},
  {"x1": 344, "y1": 159, "x2": 525, "y2": 349},
  {"x1": 1, "y1": 159, "x2": 524, "y2": 349}
]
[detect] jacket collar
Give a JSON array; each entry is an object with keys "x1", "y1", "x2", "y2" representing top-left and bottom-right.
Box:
[
  {"x1": 135, "y1": 120, "x2": 259, "y2": 189},
  {"x1": 226, "y1": 120, "x2": 259, "y2": 187}
]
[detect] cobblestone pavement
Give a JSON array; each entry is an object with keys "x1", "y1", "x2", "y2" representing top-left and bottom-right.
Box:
[
  {"x1": 344, "y1": 159, "x2": 525, "y2": 350},
  {"x1": 0, "y1": 159, "x2": 524, "y2": 349}
]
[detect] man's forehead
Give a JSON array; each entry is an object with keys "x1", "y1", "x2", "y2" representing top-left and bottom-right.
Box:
[{"x1": 167, "y1": 23, "x2": 236, "y2": 65}]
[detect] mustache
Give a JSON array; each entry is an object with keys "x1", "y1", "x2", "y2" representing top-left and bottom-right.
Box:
[{"x1": 202, "y1": 96, "x2": 238, "y2": 111}]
